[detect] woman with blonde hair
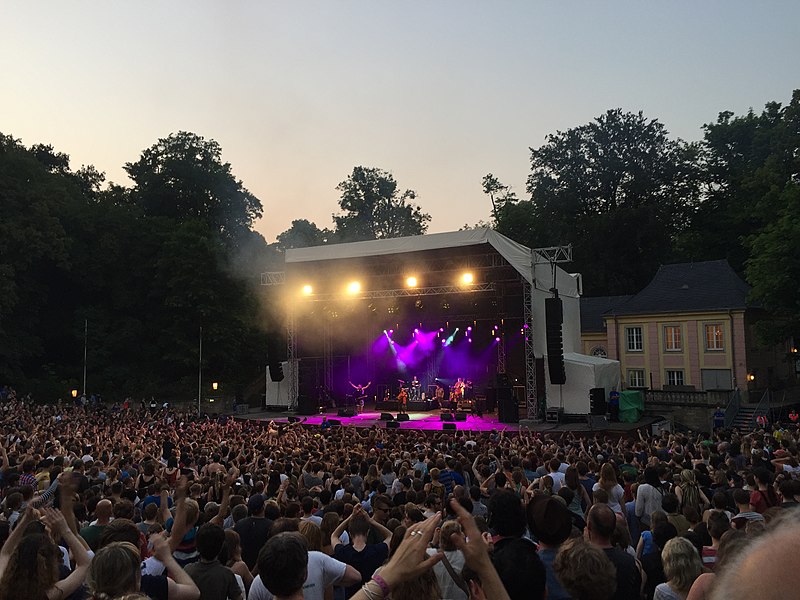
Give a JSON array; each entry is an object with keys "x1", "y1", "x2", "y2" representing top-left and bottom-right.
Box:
[
  {"x1": 593, "y1": 463, "x2": 625, "y2": 513},
  {"x1": 299, "y1": 519, "x2": 323, "y2": 552},
  {"x1": 655, "y1": 536, "x2": 702, "y2": 600},
  {"x1": 87, "y1": 541, "x2": 141, "y2": 600}
]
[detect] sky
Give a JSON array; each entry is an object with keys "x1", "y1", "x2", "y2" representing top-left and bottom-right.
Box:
[{"x1": 2, "y1": 1, "x2": 798, "y2": 243}]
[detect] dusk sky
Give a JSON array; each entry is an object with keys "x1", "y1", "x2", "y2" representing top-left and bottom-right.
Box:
[{"x1": 3, "y1": 2, "x2": 798, "y2": 243}]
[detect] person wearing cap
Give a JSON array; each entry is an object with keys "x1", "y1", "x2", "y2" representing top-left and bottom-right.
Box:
[
  {"x1": 527, "y1": 494, "x2": 573, "y2": 600},
  {"x1": 233, "y1": 493, "x2": 272, "y2": 570}
]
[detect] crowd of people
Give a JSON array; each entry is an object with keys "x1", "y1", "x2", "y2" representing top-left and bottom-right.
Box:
[{"x1": 0, "y1": 396, "x2": 798, "y2": 600}]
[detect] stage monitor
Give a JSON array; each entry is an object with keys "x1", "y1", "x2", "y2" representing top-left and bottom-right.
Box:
[
  {"x1": 442, "y1": 423, "x2": 456, "y2": 431},
  {"x1": 396, "y1": 414, "x2": 410, "y2": 422},
  {"x1": 387, "y1": 421, "x2": 400, "y2": 429},
  {"x1": 380, "y1": 412, "x2": 395, "y2": 421}
]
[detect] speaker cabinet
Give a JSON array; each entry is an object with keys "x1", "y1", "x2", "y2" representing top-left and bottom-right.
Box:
[
  {"x1": 297, "y1": 395, "x2": 317, "y2": 416},
  {"x1": 440, "y1": 413, "x2": 454, "y2": 421},
  {"x1": 497, "y1": 387, "x2": 518, "y2": 423},
  {"x1": 545, "y1": 296, "x2": 566, "y2": 385},
  {"x1": 590, "y1": 388, "x2": 607, "y2": 415},
  {"x1": 386, "y1": 421, "x2": 399, "y2": 429},
  {"x1": 454, "y1": 412, "x2": 467, "y2": 421},
  {"x1": 396, "y1": 414, "x2": 410, "y2": 422},
  {"x1": 442, "y1": 423, "x2": 456, "y2": 431},
  {"x1": 328, "y1": 419, "x2": 342, "y2": 427},
  {"x1": 380, "y1": 412, "x2": 394, "y2": 421}
]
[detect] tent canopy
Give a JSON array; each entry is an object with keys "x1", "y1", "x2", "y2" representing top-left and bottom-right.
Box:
[{"x1": 546, "y1": 352, "x2": 622, "y2": 414}]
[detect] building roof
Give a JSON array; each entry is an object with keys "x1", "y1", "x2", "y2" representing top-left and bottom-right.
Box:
[
  {"x1": 580, "y1": 296, "x2": 633, "y2": 332},
  {"x1": 608, "y1": 260, "x2": 750, "y2": 316}
]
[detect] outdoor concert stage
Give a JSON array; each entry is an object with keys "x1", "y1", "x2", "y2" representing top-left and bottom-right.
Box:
[{"x1": 236, "y1": 408, "x2": 660, "y2": 435}]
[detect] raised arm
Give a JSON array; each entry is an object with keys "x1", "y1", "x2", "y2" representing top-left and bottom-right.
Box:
[{"x1": 43, "y1": 508, "x2": 91, "y2": 600}]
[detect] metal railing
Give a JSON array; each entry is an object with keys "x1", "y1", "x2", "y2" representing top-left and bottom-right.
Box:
[
  {"x1": 752, "y1": 389, "x2": 771, "y2": 429},
  {"x1": 724, "y1": 388, "x2": 742, "y2": 428}
]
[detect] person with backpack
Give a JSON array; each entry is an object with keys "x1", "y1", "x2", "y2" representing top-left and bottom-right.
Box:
[{"x1": 749, "y1": 468, "x2": 779, "y2": 513}]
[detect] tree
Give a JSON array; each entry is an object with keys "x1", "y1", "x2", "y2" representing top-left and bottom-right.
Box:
[
  {"x1": 745, "y1": 184, "x2": 800, "y2": 343},
  {"x1": 680, "y1": 90, "x2": 800, "y2": 273},
  {"x1": 333, "y1": 167, "x2": 430, "y2": 241},
  {"x1": 275, "y1": 219, "x2": 333, "y2": 250},
  {"x1": 124, "y1": 131, "x2": 262, "y2": 245},
  {"x1": 481, "y1": 173, "x2": 517, "y2": 223},
  {"x1": 496, "y1": 109, "x2": 702, "y2": 294}
]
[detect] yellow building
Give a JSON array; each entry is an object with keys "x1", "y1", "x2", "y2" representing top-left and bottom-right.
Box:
[{"x1": 579, "y1": 260, "x2": 796, "y2": 398}]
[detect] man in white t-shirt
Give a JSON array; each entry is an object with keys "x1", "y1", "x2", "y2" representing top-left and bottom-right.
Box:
[{"x1": 247, "y1": 533, "x2": 360, "y2": 600}]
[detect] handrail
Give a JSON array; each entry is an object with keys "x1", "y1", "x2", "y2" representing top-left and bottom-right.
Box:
[
  {"x1": 724, "y1": 388, "x2": 741, "y2": 428},
  {"x1": 751, "y1": 389, "x2": 771, "y2": 429}
]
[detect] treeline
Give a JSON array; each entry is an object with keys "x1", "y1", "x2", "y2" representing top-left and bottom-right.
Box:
[
  {"x1": 490, "y1": 90, "x2": 800, "y2": 343},
  {"x1": 2, "y1": 89, "x2": 798, "y2": 399}
]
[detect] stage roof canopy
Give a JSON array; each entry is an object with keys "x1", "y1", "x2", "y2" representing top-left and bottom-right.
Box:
[{"x1": 285, "y1": 228, "x2": 580, "y2": 297}]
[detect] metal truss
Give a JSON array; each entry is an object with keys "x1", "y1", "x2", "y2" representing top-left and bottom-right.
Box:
[
  {"x1": 523, "y1": 278, "x2": 539, "y2": 421},
  {"x1": 301, "y1": 283, "x2": 495, "y2": 302},
  {"x1": 287, "y1": 308, "x2": 298, "y2": 410},
  {"x1": 323, "y1": 319, "x2": 332, "y2": 396},
  {"x1": 261, "y1": 272, "x2": 286, "y2": 285},
  {"x1": 532, "y1": 245, "x2": 572, "y2": 265},
  {"x1": 497, "y1": 336, "x2": 507, "y2": 374}
]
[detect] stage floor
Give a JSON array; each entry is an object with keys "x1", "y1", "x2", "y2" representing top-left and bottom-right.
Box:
[{"x1": 234, "y1": 407, "x2": 660, "y2": 435}]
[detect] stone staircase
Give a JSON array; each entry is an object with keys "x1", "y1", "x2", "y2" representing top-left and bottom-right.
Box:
[{"x1": 729, "y1": 405, "x2": 761, "y2": 433}]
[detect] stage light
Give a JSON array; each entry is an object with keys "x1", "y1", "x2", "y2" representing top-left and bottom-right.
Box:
[
  {"x1": 461, "y1": 272, "x2": 474, "y2": 285},
  {"x1": 71, "y1": 389, "x2": 78, "y2": 398},
  {"x1": 439, "y1": 327, "x2": 444, "y2": 332},
  {"x1": 212, "y1": 382, "x2": 218, "y2": 390},
  {"x1": 302, "y1": 285, "x2": 313, "y2": 295},
  {"x1": 747, "y1": 373, "x2": 756, "y2": 382},
  {"x1": 406, "y1": 276, "x2": 418, "y2": 288},
  {"x1": 389, "y1": 329, "x2": 394, "y2": 335},
  {"x1": 496, "y1": 337, "x2": 501, "y2": 342},
  {"x1": 414, "y1": 328, "x2": 419, "y2": 333},
  {"x1": 347, "y1": 281, "x2": 361, "y2": 294},
  {"x1": 468, "y1": 338, "x2": 472, "y2": 343}
]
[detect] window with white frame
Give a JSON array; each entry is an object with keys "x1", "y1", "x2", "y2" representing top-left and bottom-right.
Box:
[
  {"x1": 665, "y1": 369, "x2": 685, "y2": 386},
  {"x1": 628, "y1": 369, "x2": 646, "y2": 388},
  {"x1": 705, "y1": 324, "x2": 724, "y2": 351},
  {"x1": 626, "y1": 326, "x2": 643, "y2": 352},
  {"x1": 664, "y1": 325, "x2": 682, "y2": 352}
]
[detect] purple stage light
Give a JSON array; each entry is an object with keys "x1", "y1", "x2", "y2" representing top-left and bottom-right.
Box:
[
  {"x1": 467, "y1": 326, "x2": 472, "y2": 332},
  {"x1": 495, "y1": 337, "x2": 501, "y2": 342},
  {"x1": 523, "y1": 324, "x2": 529, "y2": 329},
  {"x1": 468, "y1": 338, "x2": 472, "y2": 343}
]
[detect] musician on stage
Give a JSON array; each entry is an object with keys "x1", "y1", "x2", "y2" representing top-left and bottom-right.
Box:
[
  {"x1": 410, "y1": 375, "x2": 421, "y2": 400},
  {"x1": 397, "y1": 387, "x2": 408, "y2": 414},
  {"x1": 434, "y1": 384, "x2": 445, "y2": 410},
  {"x1": 348, "y1": 380, "x2": 371, "y2": 414}
]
